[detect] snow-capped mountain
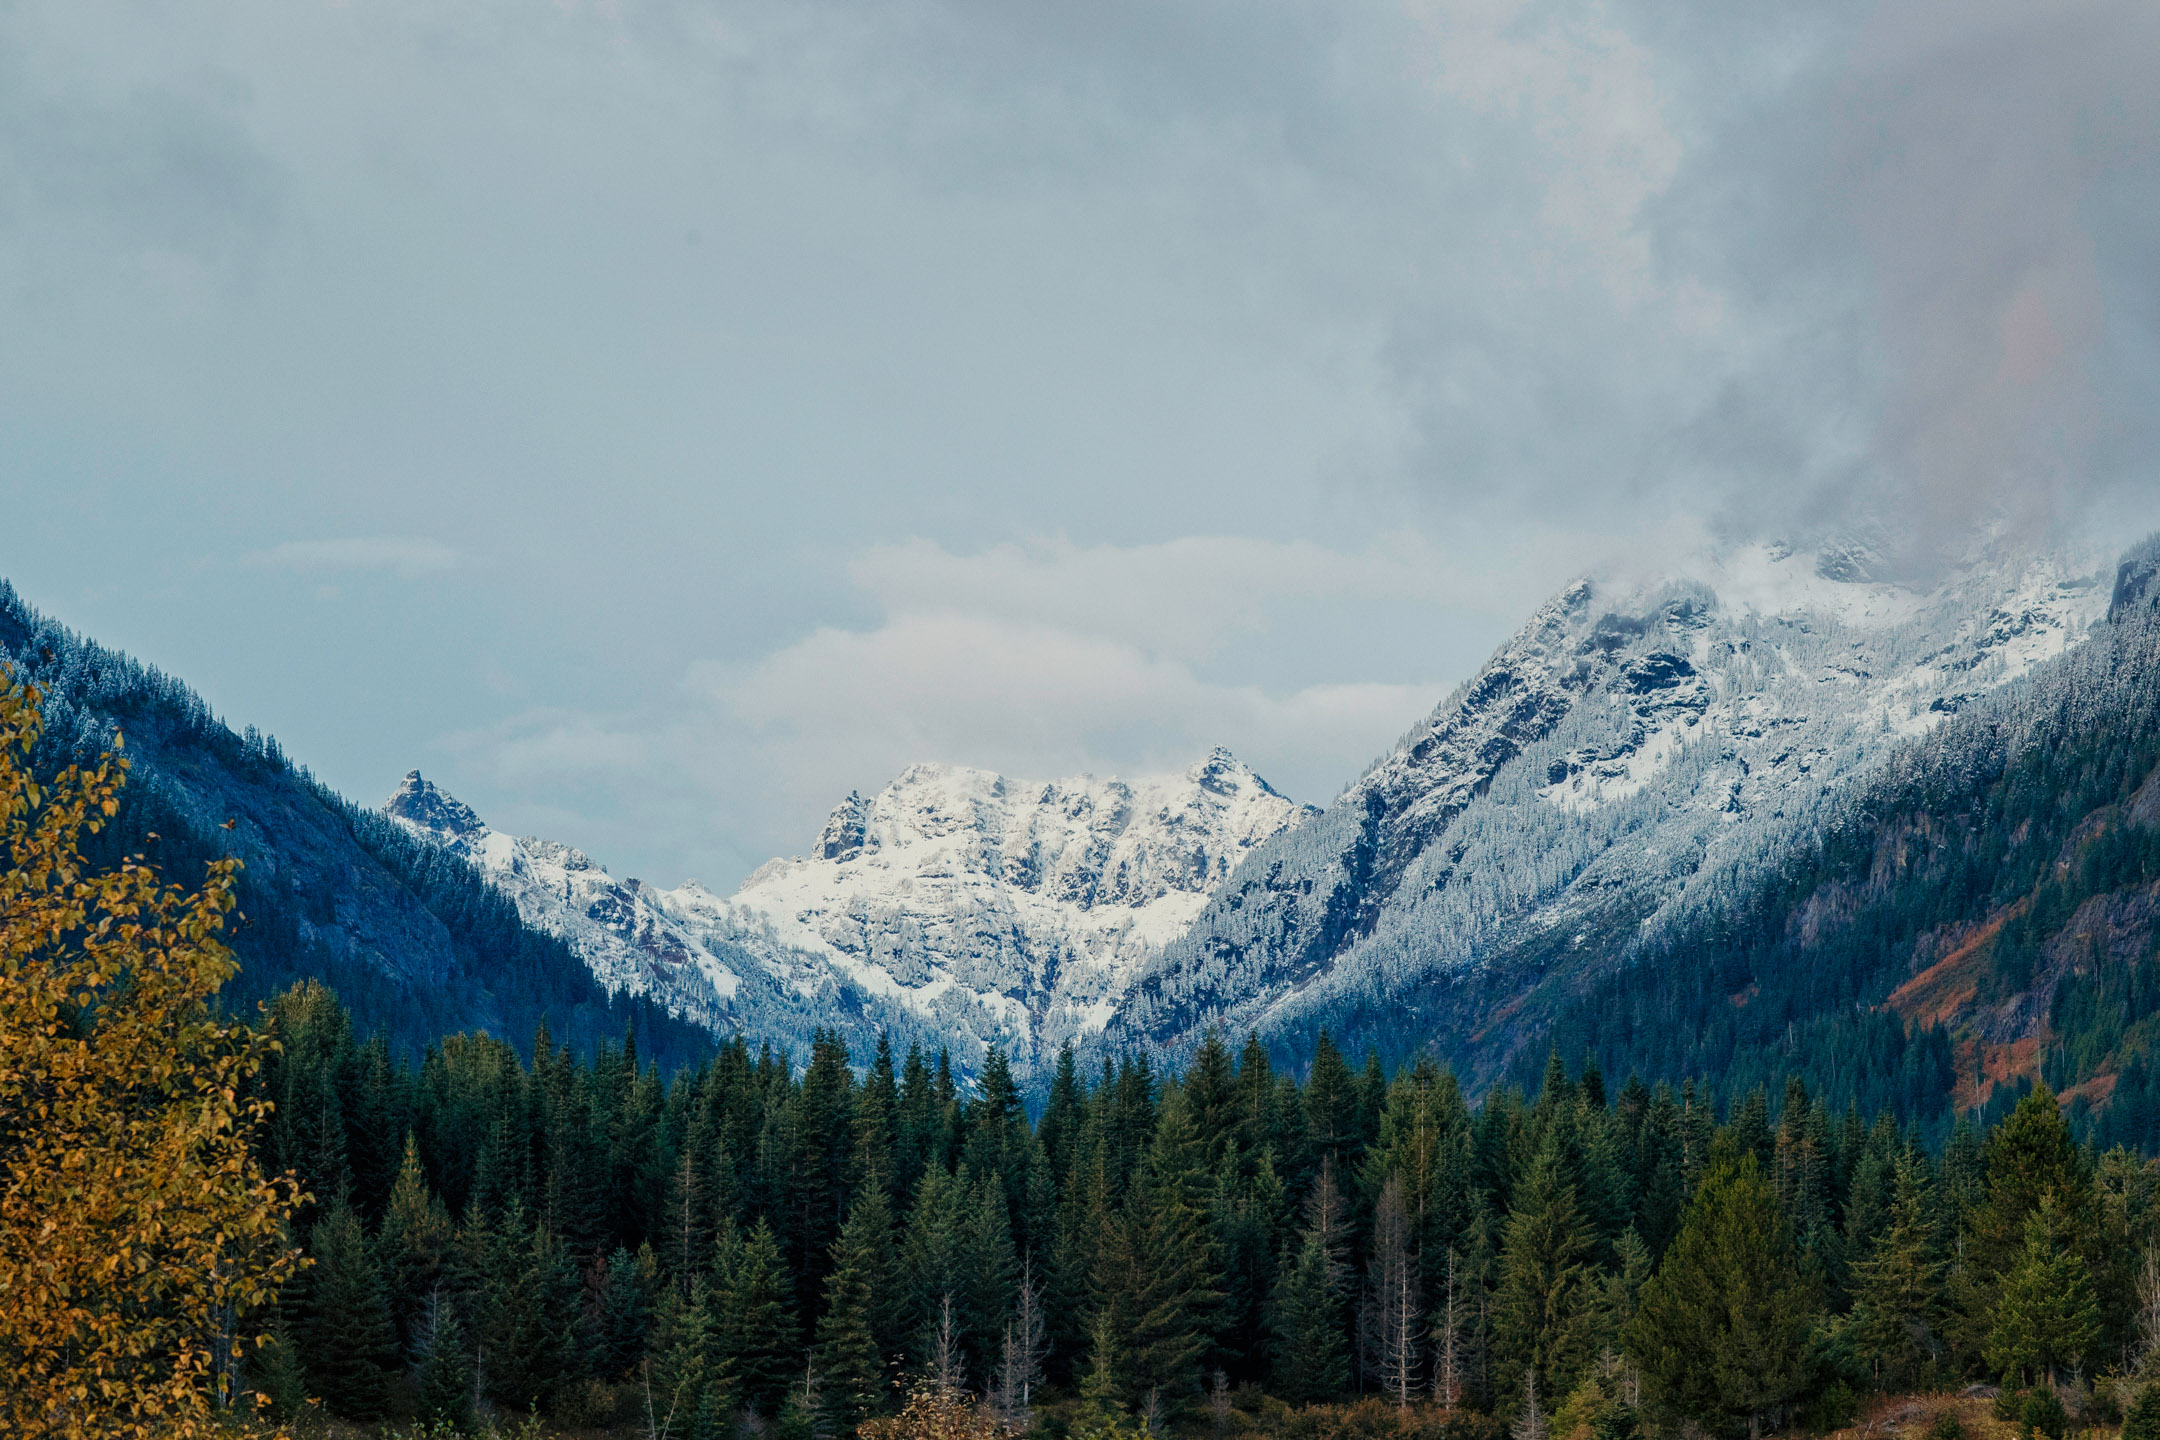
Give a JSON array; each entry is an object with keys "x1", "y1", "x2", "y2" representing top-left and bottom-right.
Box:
[
  {"x1": 386, "y1": 748, "x2": 1313, "y2": 1067},
  {"x1": 1104, "y1": 534, "x2": 2119, "y2": 1074}
]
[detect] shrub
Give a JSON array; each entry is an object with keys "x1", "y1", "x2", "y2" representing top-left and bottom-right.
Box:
[
  {"x1": 2122, "y1": 1384, "x2": 2160, "y2": 1440},
  {"x1": 2022, "y1": 1387, "x2": 2067, "y2": 1440}
]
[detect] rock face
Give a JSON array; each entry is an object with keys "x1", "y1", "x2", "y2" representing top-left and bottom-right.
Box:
[
  {"x1": 1104, "y1": 537, "x2": 2117, "y2": 1071},
  {"x1": 387, "y1": 749, "x2": 1314, "y2": 1068}
]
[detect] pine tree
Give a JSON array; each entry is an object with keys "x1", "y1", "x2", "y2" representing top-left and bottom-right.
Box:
[
  {"x1": 1493, "y1": 1138, "x2": 1597, "y2": 1410},
  {"x1": 960, "y1": 1168, "x2": 1018, "y2": 1365},
  {"x1": 596, "y1": 1244, "x2": 655, "y2": 1380},
  {"x1": 411, "y1": 1288, "x2": 475, "y2": 1429},
  {"x1": 900, "y1": 1161, "x2": 970, "y2": 1371},
  {"x1": 1187, "y1": 1031, "x2": 1242, "y2": 1163},
  {"x1": 818, "y1": 1192, "x2": 896, "y2": 1433},
  {"x1": 1595, "y1": 1228, "x2": 1652, "y2": 1350},
  {"x1": 294, "y1": 1200, "x2": 398, "y2": 1420},
  {"x1": 1306, "y1": 1034, "x2": 1358, "y2": 1162},
  {"x1": 1627, "y1": 1154, "x2": 1817, "y2": 1440},
  {"x1": 476, "y1": 1209, "x2": 584, "y2": 1413},
  {"x1": 377, "y1": 1131, "x2": 453, "y2": 1348},
  {"x1": 1092, "y1": 1087, "x2": 1222, "y2": 1415},
  {"x1": 2121, "y1": 1384, "x2": 2160, "y2": 1440},
  {"x1": 249, "y1": 1310, "x2": 310, "y2": 1422},
  {"x1": 1079, "y1": 1309, "x2": 1133, "y2": 1427},
  {"x1": 1270, "y1": 1229, "x2": 1350, "y2": 1403},
  {"x1": 647, "y1": 1277, "x2": 723, "y2": 1436},
  {"x1": 1730, "y1": 1087, "x2": 1772, "y2": 1168},
  {"x1": 1985, "y1": 1195, "x2": 2101, "y2": 1387},
  {"x1": 1848, "y1": 1152, "x2": 1945, "y2": 1390},
  {"x1": 1956, "y1": 1086, "x2": 2099, "y2": 1363},
  {"x1": 723, "y1": 1217, "x2": 797, "y2": 1415}
]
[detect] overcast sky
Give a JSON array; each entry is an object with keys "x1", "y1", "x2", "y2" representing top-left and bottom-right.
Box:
[{"x1": 5, "y1": 0, "x2": 2157, "y2": 887}]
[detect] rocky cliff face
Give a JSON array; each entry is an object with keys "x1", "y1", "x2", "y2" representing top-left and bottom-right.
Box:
[
  {"x1": 387, "y1": 749, "x2": 1313, "y2": 1067},
  {"x1": 1105, "y1": 536, "x2": 2117, "y2": 1070}
]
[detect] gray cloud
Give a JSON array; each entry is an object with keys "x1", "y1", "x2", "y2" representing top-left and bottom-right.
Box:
[
  {"x1": 1642, "y1": 0, "x2": 2160, "y2": 560},
  {"x1": 3, "y1": 0, "x2": 2156, "y2": 884}
]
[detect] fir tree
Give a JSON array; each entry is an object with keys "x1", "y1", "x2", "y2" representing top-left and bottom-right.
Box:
[
  {"x1": 1848, "y1": 1152, "x2": 1946, "y2": 1390},
  {"x1": 1271, "y1": 1230, "x2": 1350, "y2": 1402},
  {"x1": 1985, "y1": 1195, "x2": 2101, "y2": 1387},
  {"x1": 723, "y1": 1217, "x2": 798, "y2": 1415},
  {"x1": 1091, "y1": 1088, "x2": 1222, "y2": 1415},
  {"x1": 818, "y1": 1192, "x2": 896, "y2": 1432},
  {"x1": 1306, "y1": 1034, "x2": 1358, "y2": 1162},
  {"x1": 411, "y1": 1287, "x2": 476, "y2": 1429},
  {"x1": 294, "y1": 1199, "x2": 397, "y2": 1420},
  {"x1": 2121, "y1": 1384, "x2": 2160, "y2": 1440},
  {"x1": 647, "y1": 1277, "x2": 723, "y2": 1435},
  {"x1": 1493, "y1": 1138, "x2": 1597, "y2": 1410},
  {"x1": 1627, "y1": 1154, "x2": 1817, "y2": 1440},
  {"x1": 475, "y1": 1209, "x2": 583, "y2": 1412},
  {"x1": 377, "y1": 1132, "x2": 453, "y2": 1348},
  {"x1": 596, "y1": 1244, "x2": 656, "y2": 1380}
]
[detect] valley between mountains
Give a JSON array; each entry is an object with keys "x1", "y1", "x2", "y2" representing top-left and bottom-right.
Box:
[
  {"x1": 4, "y1": 529, "x2": 2157, "y2": 1124},
  {"x1": 350, "y1": 530, "x2": 2160, "y2": 1131}
]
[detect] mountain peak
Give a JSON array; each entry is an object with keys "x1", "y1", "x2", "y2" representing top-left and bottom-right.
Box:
[{"x1": 384, "y1": 770, "x2": 485, "y2": 839}]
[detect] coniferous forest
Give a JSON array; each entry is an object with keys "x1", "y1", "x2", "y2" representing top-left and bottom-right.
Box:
[{"x1": 256, "y1": 978, "x2": 2160, "y2": 1440}]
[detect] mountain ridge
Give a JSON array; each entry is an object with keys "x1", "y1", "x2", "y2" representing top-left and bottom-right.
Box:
[
  {"x1": 386, "y1": 747, "x2": 1316, "y2": 1067},
  {"x1": 1103, "y1": 533, "x2": 2118, "y2": 1078}
]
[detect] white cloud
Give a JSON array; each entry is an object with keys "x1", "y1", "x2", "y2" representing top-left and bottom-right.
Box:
[
  {"x1": 246, "y1": 536, "x2": 464, "y2": 576},
  {"x1": 687, "y1": 607, "x2": 1439, "y2": 847}
]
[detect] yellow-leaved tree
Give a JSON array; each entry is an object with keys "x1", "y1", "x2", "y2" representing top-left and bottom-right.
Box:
[{"x1": 0, "y1": 671, "x2": 303, "y2": 1438}]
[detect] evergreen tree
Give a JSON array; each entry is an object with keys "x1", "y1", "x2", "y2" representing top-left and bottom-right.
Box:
[
  {"x1": 723, "y1": 1217, "x2": 797, "y2": 1415},
  {"x1": 648, "y1": 1277, "x2": 724, "y2": 1435},
  {"x1": 1596, "y1": 1228, "x2": 1653, "y2": 1350},
  {"x1": 377, "y1": 1131, "x2": 453, "y2": 1347},
  {"x1": 475, "y1": 1208, "x2": 583, "y2": 1413},
  {"x1": 1956, "y1": 1087, "x2": 2099, "y2": 1364},
  {"x1": 1090, "y1": 1088, "x2": 1222, "y2": 1415},
  {"x1": 294, "y1": 1199, "x2": 397, "y2": 1421},
  {"x1": 1493, "y1": 1138, "x2": 1598, "y2": 1410},
  {"x1": 1306, "y1": 1034, "x2": 1358, "y2": 1162},
  {"x1": 2122, "y1": 1384, "x2": 2160, "y2": 1440},
  {"x1": 1985, "y1": 1195, "x2": 2101, "y2": 1387},
  {"x1": 411, "y1": 1287, "x2": 475, "y2": 1429},
  {"x1": 1187, "y1": 1031, "x2": 1242, "y2": 1163},
  {"x1": 900, "y1": 1160, "x2": 970, "y2": 1369},
  {"x1": 1848, "y1": 1152, "x2": 1946, "y2": 1390},
  {"x1": 1079, "y1": 1310, "x2": 1133, "y2": 1427},
  {"x1": 1627, "y1": 1154, "x2": 1817, "y2": 1440},
  {"x1": 1271, "y1": 1231, "x2": 1349, "y2": 1400},
  {"x1": 596, "y1": 1244, "x2": 655, "y2": 1380},
  {"x1": 819, "y1": 1191, "x2": 898, "y2": 1432}
]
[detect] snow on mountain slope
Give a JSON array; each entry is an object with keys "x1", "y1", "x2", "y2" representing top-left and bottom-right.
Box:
[
  {"x1": 1106, "y1": 535, "x2": 2117, "y2": 1068},
  {"x1": 384, "y1": 773, "x2": 753, "y2": 1034},
  {"x1": 386, "y1": 748, "x2": 1312, "y2": 1067}
]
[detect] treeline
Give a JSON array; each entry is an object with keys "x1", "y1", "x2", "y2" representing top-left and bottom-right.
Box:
[{"x1": 256, "y1": 980, "x2": 2160, "y2": 1437}]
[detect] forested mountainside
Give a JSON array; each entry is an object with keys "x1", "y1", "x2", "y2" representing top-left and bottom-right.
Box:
[
  {"x1": 258, "y1": 975, "x2": 2155, "y2": 1439},
  {"x1": 1110, "y1": 537, "x2": 2132, "y2": 1119},
  {"x1": 390, "y1": 751, "x2": 1313, "y2": 1073},
  {"x1": 1521, "y1": 536, "x2": 2160, "y2": 1138},
  {"x1": 0, "y1": 582, "x2": 714, "y2": 1069}
]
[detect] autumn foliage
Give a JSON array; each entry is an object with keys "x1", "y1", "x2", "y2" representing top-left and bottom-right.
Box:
[{"x1": 0, "y1": 672, "x2": 302, "y2": 1438}]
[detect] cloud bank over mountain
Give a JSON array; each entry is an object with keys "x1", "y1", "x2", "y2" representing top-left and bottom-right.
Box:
[{"x1": 3, "y1": 0, "x2": 2155, "y2": 883}]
